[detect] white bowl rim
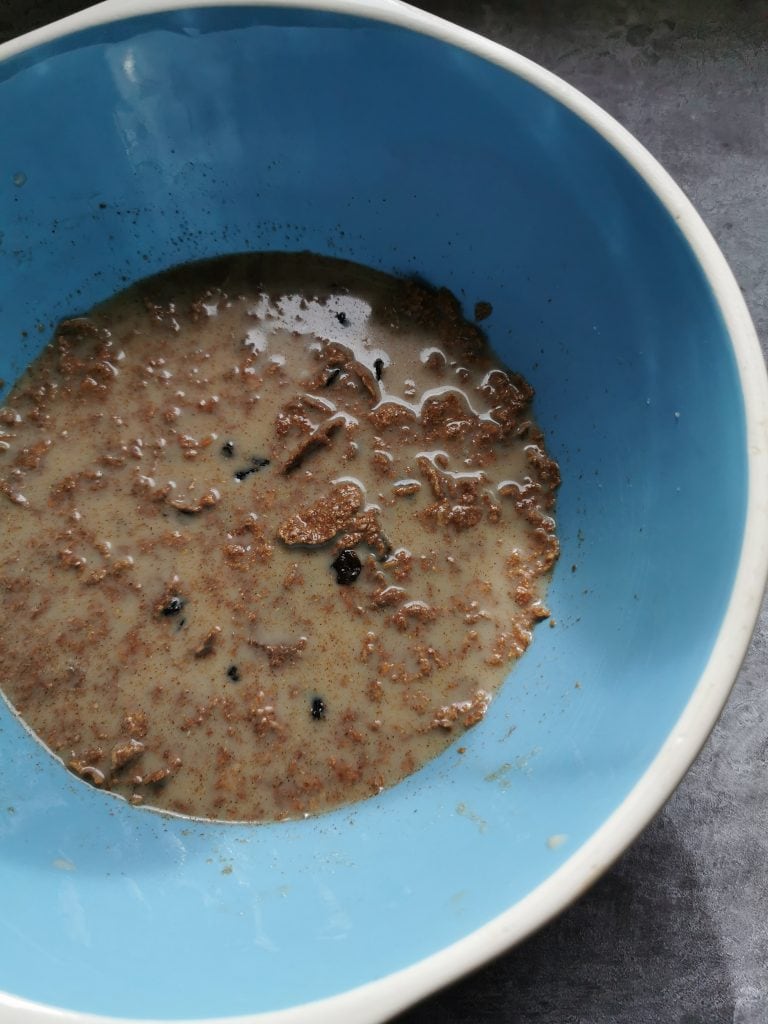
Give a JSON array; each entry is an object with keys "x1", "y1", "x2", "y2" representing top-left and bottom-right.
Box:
[{"x1": 1, "y1": 1, "x2": 767, "y2": 1022}]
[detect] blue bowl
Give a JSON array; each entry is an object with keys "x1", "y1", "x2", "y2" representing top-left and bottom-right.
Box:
[{"x1": 1, "y1": 3, "x2": 767, "y2": 1022}]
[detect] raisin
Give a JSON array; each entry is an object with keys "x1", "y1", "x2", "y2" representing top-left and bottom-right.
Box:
[
  {"x1": 336, "y1": 311, "x2": 348, "y2": 326},
  {"x1": 221, "y1": 441, "x2": 234, "y2": 458},
  {"x1": 311, "y1": 697, "x2": 326, "y2": 720},
  {"x1": 161, "y1": 596, "x2": 184, "y2": 617},
  {"x1": 331, "y1": 549, "x2": 362, "y2": 585},
  {"x1": 373, "y1": 358, "x2": 384, "y2": 381},
  {"x1": 324, "y1": 367, "x2": 341, "y2": 387},
  {"x1": 226, "y1": 665, "x2": 240, "y2": 682},
  {"x1": 235, "y1": 456, "x2": 270, "y2": 481}
]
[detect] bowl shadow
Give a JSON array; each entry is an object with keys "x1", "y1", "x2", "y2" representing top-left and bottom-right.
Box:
[{"x1": 394, "y1": 811, "x2": 734, "y2": 1024}]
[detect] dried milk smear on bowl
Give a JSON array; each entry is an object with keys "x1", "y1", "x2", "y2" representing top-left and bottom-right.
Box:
[{"x1": 0, "y1": 252, "x2": 559, "y2": 821}]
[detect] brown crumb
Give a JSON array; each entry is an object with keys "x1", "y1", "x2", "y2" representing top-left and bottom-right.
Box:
[
  {"x1": 433, "y1": 690, "x2": 490, "y2": 729},
  {"x1": 110, "y1": 738, "x2": 145, "y2": 770},
  {"x1": 368, "y1": 401, "x2": 417, "y2": 432},
  {"x1": 392, "y1": 480, "x2": 421, "y2": 497},
  {"x1": 167, "y1": 488, "x2": 220, "y2": 515},
  {"x1": 248, "y1": 698, "x2": 283, "y2": 737},
  {"x1": 282, "y1": 413, "x2": 348, "y2": 473},
  {"x1": 480, "y1": 369, "x2": 534, "y2": 435},
  {"x1": 366, "y1": 680, "x2": 384, "y2": 703},
  {"x1": 193, "y1": 627, "x2": 221, "y2": 659},
  {"x1": 277, "y1": 482, "x2": 362, "y2": 546},
  {"x1": 122, "y1": 710, "x2": 149, "y2": 739},
  {"x1": 283, "y1": 562, "x2": 304, "y2": 589},
  {"x1": 335, "y1": 507, "x2": 391, "y2": 560},
  {"x1": 370, "y1": 585, "x2": 407, "y2": 609},
  {"x1": 391, "y1": 600, "x2": 438, "y2": 631},
  {"x1": 250, "y1": 636, "x2": 307, "y2": 669},
  {"x1": 14, "y1": 439, "x2": 52, "y2": 470}
]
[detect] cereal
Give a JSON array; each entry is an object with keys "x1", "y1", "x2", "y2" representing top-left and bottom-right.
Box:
[{"x1": 0, "y1": 253, "x2": 559, "y2": 821}]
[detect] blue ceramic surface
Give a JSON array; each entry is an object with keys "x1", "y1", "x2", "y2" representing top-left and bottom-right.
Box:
[{"x1": 0, "y1": 7, "x2": 747, "y2": 1019}]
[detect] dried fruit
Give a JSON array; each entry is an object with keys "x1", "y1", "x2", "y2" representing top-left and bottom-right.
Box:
[
  {"x1": 234, "y1": 456, "x2": 270, "y2": 481},
  {"x1": 161, "y1": 596, "x2": 184, "y2": 617},
  {"x1": 331, "y1": 549, "x2": 362, "y2": 585}
]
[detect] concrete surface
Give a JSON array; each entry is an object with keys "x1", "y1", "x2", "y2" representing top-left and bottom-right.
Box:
[{"x1": 2, "y1": 2, "x2": 767, "y2": 1022}]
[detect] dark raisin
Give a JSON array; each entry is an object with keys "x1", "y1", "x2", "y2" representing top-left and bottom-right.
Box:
[
  {"x1": 234, "y1": 456, "x2": 270, "y2": 481},
  {"x1": 373, "y1": 358, "x2": 384, "y2": 381},
  {"x1": 331, "y1": 549, "x2": 362, "y2": 585},
  {"x1": 324, "y1": 367, "x2": 341, "y2": 387},
  {"x1": 226, "y1": 665, "x2": 240, "y2": 682},
  {"x1": 221, "y1": 441, "x2": 234, "y2": 458},
  {"x1": 161, "y1": 596, "x2": 184, "y2": 616},
  {"x1": 336, "y1": 311, "x2": 348, "y2": 325},
  {"x1": 311, "y1": 697, "x2": 326, "y2": 720}
]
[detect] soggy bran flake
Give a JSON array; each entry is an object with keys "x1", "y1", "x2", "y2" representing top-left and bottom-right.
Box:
[
  {"x1": 276, "y1": 482, "x2": 363, "y2": 546},
  {"x1": 0, "y1": 252, "x2": 559, "y2": 822}
]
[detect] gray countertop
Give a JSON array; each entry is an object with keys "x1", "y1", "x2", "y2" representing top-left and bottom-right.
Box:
[{"x1": 2, "y1": 2, "x2": 767, "y2": 1021}]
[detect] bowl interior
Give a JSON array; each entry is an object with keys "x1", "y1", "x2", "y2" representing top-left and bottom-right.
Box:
[{"x1": 0, "y1": 6, "x2": 747, "y2": 1019}]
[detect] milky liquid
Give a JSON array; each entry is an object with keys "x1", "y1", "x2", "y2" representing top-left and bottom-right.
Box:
[{"x1": 0, "y1": 253, "x2": 559, "y2": 821}]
